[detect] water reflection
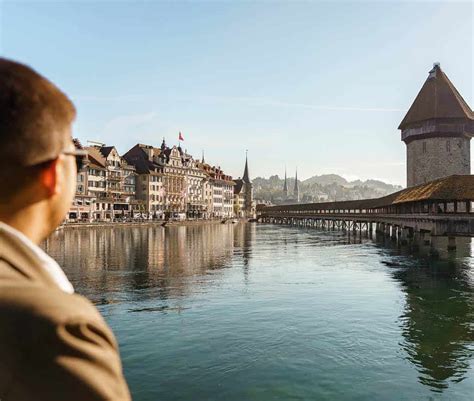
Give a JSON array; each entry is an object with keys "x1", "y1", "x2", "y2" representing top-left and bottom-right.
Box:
[
  {"x1": 43, "y1": 223, "x2": 255, "y2": 304},
  {"x1": 232, "y1": 222, "x2": 255, "y2": 283},
  {"x1": 377, "y1": 236, "x2": 474, "y2": 392},
  {"x1": 42, "y1": 224, "x2": 474, "y2": 396}
]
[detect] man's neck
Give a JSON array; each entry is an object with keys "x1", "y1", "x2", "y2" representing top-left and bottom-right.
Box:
[{"x1": 0, "y1": 208, "x2": 48, "y2": 245}]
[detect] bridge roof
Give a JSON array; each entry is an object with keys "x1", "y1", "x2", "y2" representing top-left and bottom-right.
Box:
[
  {"x1": 262, "y1": 175, "x2": 474, "y2": 212},
  {"x1": 390, "y1": 175, "x2": 474, "y2": 204}
]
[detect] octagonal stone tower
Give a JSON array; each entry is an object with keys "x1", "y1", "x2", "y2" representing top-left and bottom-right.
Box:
[{"x1": 399, "y1": 63, "x2": 474, "y2": 187}]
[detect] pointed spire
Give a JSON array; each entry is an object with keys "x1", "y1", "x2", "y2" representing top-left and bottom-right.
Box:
[
  {"x1": 294, "y1": 168, "x2": 299, "y2": 202},
  {"x1": 242, "y1": 149, "x2": 250, "y2": 183},
  {"x1": 201, "y1": 150, "x2": 205, "y2": 164},
  {"x1": 283, "y1": 166, "x2": 288, "y2": 197}
]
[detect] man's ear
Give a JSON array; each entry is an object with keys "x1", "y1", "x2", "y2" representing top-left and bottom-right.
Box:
[{"x1": 39, "y1": 159, "x2": 60, "y2": 197}]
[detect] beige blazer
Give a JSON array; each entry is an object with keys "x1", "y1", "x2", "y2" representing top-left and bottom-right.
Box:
[{"x1": 0, "y1": 229, "x2": 131, "y2": 400}]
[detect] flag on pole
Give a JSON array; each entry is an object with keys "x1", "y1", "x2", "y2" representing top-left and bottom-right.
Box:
[{"x1": 179, "y1": 132, "x2": 184, "y2": 141}]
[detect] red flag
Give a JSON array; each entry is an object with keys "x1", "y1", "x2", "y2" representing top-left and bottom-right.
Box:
[{"x1": 179, "y1": 132, "x2": 184, "y2": 141}]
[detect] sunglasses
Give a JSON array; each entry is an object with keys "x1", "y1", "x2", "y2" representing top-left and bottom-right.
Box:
[{"x1": 62, "y1": 149, "x2": 88, "y2": 173}]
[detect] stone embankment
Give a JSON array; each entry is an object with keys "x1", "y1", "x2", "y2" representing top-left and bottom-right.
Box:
[{"x1": 60, "y1": 219, "x2": 248, "y2": 230}]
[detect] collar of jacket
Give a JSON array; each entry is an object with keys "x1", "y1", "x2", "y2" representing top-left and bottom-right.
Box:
[{"x1": 0, "y1": 225, "x2": 69, "y2": 291}]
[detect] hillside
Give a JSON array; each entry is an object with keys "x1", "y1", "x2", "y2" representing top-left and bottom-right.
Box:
[{"x1": 253, "y1": 174, "x2": 403, "y2": 204}]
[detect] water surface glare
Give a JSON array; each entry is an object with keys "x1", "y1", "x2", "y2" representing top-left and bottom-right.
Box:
[{"x1": 43, "y1": 223, "x2": 474, "y2": 400}]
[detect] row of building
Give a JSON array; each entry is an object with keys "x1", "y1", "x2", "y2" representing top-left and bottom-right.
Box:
[{"x1": 69, "y1": 139, "x2": 254, "y2": 222}]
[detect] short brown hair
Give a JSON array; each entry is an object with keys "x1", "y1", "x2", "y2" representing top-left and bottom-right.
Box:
[{"x1": 0, "y1": 58, "x2": 76, "y2": 198}]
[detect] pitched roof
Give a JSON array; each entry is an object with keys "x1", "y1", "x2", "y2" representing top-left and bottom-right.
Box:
[
  {"x1": 73, "y1": 138, "x2": 84, "y2": 149},
  {"x1": 99, "y1": 146, "x2": 115, "y2": 158},
  {"x1": 234, "y1": 179, "x2": 244, "y2": 194},
  {"x1": 88, "y1": 154, "x2": 106, "y2": 169},
  {"x1": 399, "y1": 64, "x2": 474, "y2": 130},
  {"x1": 390, "y1": 175, "x2": 474, "y2": 204},
  {"x1": 123, "y1": 144, "x2": 162, "y2": 174},
  {"x1": 85, "y1": 146, "x2": 106, "y2": 167}
]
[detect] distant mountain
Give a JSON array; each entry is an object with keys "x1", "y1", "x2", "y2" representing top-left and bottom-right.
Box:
[
  {"x1": 302, "y1": 174, "x2": 348, "y2": 186},
  {"x1": 253, "y1": 174, "x2": 403, "y2": 204}
]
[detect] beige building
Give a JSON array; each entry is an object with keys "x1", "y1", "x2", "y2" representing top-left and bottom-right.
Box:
[
  {"x1": 85, "y1": 144, "x2": 139, "y2": 220},
  {"x1": 210, "y1": 167, "x2": 235, "y2": 218},
  {"x1": 160, "y1": 144, "x2": 187, "y2": 216},
  {"x1": 183, "y1": 156, "x2": 207, "y2": 218},
  {"x1": 197, "y1": 161, "x2": 235, "y2": 218},
  {"x1": 123, "y1": 143, "x2": 165, "y2": 218},
  {"x1": 68, "y1": 139, "x2": 95, "y2": 221},
  {"x1": 69, "y1": 138, "x2": 241, "y2": 222}
]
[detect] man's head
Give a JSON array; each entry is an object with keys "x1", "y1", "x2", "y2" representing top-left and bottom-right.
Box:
[{"x1": 0, "y1": 58, "x2": 79, "y2": 241}]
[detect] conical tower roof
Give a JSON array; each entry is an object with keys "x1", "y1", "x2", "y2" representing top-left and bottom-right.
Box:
[
  {"x1": 283, "y1": 168, "x2": 288, "y2": 193},
  {"x1": 399, "y1": 63, "x2": 473, "y2": 130}
]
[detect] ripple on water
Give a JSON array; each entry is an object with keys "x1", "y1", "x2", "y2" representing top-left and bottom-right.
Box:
[{"x1": 42, "y1": 224, "x2": 474, "y2": 401}]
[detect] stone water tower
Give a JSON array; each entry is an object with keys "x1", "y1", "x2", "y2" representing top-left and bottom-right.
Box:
[{"x1": 399, "y1": 63, "x2": 474, "y2": 187}]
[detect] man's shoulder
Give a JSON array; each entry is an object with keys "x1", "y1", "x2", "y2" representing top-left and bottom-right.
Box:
[
  {"x1": 0, "y1": 280, "x2": 104, "y2": 327},
  {"x1": 0, "y1": 278, "x2": 131, "y2": 401}
]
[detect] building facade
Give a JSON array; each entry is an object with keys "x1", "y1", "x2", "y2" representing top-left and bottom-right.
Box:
[
  {"x1": 123, "y1": 143, "x2": 165, "y2": 217},
  {"x1": 70, "y1": 138, "x2": 242, "y2": 222}
]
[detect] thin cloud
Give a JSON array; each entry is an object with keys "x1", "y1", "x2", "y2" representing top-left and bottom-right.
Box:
[
  {"x1": 192, "y1": 95, "x2": 407, "y2": 113},
  {"x1": 74, "y1": 93, "x2": 406, "y2": 113}
]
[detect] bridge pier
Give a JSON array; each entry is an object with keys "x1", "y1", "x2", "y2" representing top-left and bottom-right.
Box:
[
  {"x1": 400, "y1": 227, "x2": 408, "y2": 245},
  {"x1": 375, "y1": 223, "x2": 383, "y2": 234},
  {"x1": 391, "y1": 225, "x2": 398, "y2": 240},
  {"x1": 448, "y1": 236, "x2": 457, "y2": 251},
  {"x1": 419, "y1": 231, "x2": 431, "y2": 246}
]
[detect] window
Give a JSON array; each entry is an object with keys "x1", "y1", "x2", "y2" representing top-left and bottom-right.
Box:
[{"x1": 422, "y1": 141, "x2": 426, "y2": 153}]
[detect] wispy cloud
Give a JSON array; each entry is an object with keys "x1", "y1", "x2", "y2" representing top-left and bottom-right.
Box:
[
  {"x1": 103, "y1": 111, "x2": 158, "y2": 134},
  {"x1": 190, "y1": 95, "x2": 407, "y2": 113},
  {"x1": 73, "y1": 94, "x2": 149, "y2": 103},
  {"x1": 74, "y1": 92, "x2": 406, "y2": 113}
]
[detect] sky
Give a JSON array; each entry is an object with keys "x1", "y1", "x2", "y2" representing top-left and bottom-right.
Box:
[{"x1": 1, "y1": 0, "x2": 472, "y2": 186}]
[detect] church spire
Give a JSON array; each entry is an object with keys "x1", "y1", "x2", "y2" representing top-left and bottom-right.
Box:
[
  {"x1": 242, "y1": 150, "x2": 250, "y2": 183},
  {"x1": 201, "y1": 150, "x2": 205, "y2": 164},
  {"x1": 283, "y1": 167, "x2": 288, "y2": 197},
  {"x1": 294, "y1": 168, "x2": 299, "y2": 203}
]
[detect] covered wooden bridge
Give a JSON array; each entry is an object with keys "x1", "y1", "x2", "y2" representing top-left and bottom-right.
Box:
[{"x1": 257, "y1": 175, "x2": 474, "y2": 250}]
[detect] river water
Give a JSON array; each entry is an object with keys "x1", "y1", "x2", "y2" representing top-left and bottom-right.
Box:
[{"x1": 42, "y1": 223, "x2": 474, "y2": 400}]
